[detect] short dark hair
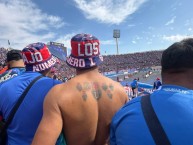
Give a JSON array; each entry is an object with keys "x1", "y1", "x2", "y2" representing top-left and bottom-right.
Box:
[
  {"x1": 161, "y1": 38, "x2": 193, "y2": 71},
  {"x1": 6, "y1": 49, "x2": 23, "y2": 62}
]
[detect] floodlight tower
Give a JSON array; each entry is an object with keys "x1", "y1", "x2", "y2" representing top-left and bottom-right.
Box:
[{"x1": 113, "y1": 29, "x2": 120, "y2": 55}]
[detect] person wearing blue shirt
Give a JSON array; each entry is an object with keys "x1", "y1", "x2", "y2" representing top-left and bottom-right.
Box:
[
  {"x1": 0, "y1": 42, "x2": 62, "y2": 145},
  {"x1": 130, "y1": 78, "x2": 138, "y2": 98},
  {"x1": 110, "y1": 38, "x2": 193, "y2": 145},
  {"x1": 0, "y1": 49, "x2": 25, "y2": 83},
  {"x1": 153, "y1": 77, "x2": 162, "y2": 90}
]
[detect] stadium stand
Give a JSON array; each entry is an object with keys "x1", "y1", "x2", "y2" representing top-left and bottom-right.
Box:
[{"x1": 0, "y1": 47, "x2": 163, "y2": 82}]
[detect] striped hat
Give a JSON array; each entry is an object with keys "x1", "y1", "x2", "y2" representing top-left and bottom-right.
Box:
[
  {"x1": 66, "y1": 34, "x2": 103, "y2": 69},
  {"x1": 22, "y1": 42, "x2": 57, "y2": 72}
]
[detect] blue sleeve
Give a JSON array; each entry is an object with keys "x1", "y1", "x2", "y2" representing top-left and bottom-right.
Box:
[{"x1": 110, "y1": 119, "x2": 117, "y2": 145}]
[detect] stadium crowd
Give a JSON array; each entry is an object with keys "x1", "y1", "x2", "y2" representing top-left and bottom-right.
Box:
[
  {"x1": 1, "y1": 36, "x2": 193, "y2": 145},
  {"x1": 100, "y1": 50, "x2": 163, "y2": 73},
  {"x1": 0, "y1": 47, "x2": 163, "y2": 81}
]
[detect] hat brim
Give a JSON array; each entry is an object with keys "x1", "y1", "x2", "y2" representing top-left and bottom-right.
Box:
[{"x1": 66, "y1": 54, "x2": 103, "y2": 69}]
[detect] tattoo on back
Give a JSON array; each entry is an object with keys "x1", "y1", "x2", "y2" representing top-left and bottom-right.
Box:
[
  {"x1": 107, "y1": 90, "x2": 112, "y2": 99},
  {"x1": 109, "y1": 84, "x2": 114, "y2": 91},
  {"x1": 82, "y1": 91, "x2": 87, "y2": 101},
  {"x1": 83, "y1": 82, "x2": 91, "y2": 90},
  {"x1": 75, "y1": 82, "x2": 114, "y2": 101},
  {"x1": 92, "y1": 82, "x2": 102, "y2": 100},
  {"x1": 76, "y1": 83, "x2": 82, "y2": 91},
  {"x1": 102, "y1": 83, "x2": 108, "y2": 91}
]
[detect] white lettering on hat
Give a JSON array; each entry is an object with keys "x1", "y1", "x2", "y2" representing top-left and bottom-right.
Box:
[
  {"x1": 33, "y1": 65, "x2": 40, "y2": 72},
  {"x1": 89, "y1": 58, "x2": 96, "y2": 66},
  {"x1": 34, "y1": 52, "x2": 43, "y2": 62},
  {"x1": 44, "y1": 62, "x2": 49, "y2": 69},
  {"x1": 39, "y1": 63, "x2": 46, "y2": 71},
  {"x1": 67, "y1": 56, "x2": 86, "y2": 68},
  {"x1": 22, "y1": 52, "x2": 43, "y2": 64},
  {"x1": 29, "y1": 53, "x2": 36, "y2": 63},
  {"x1": 69, "y1": 57, "x2": 74, "y2": 64},
  {"x1": 32, "y1": 56, "x2": 57, "y2": 72},
  {"x1": 47, "y1": 59, "x2": 53, "y2": 67},
  {"x1": 78, "y1": 44, "x2": 84, "y2": 56},
  {"x1": 74, "y1": 58, "x2": 79, "y2": 67},
  {"x1": 93, "y1": 42, "x2": 99, "y2": 55},
  {"x1": 22, "y1": 53, "x2": 29, "y2": 63},
  {"x1": 79, "y1": 59, "x2": 85, "y2": 67},
  {"x1": 66, "y1": 56, "x2": 71, "y2": 64},
  {"x1": 78, "y1": 42, "x2": 99, "y2": 56},
  {"x1": 85, "y1": 43, "x2": 92, "y2": 56}
]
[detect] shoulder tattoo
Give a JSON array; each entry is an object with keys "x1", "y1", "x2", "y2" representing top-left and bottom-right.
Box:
[
  {"x1": 92, "y1": 82, "x2": 102, "y2": 100},
  {"x1": 83, "y1": 82, "x2": 91, "y2": 90},
  {"x1": 102, "y1": 83, "x2": 108, "y2": 91},
  {"x1": 109, "y1": 84, "x2": 114, "y2": 91},
  {"x1": 75, "y1": 82, "x2": 114, "y2": 101},
  {"x1": 106, "y1": 90, "x2": 113, "y2": 99},
  {"x1": 82, "y1": 91, "x2": 87, "y2": 101},
  {"x1": 76, "y1": 83, "x2": 82, "y2": 91}
]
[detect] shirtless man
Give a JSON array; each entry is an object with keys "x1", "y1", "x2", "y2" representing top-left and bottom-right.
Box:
[{"x1": 32, "y1": 33, "x2": 128, "y2": 145}]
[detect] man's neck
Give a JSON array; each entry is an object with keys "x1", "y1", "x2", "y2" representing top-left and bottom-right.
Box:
[
  {"x1": 8, "y1": 60, "x2": 25, "y2": 68},
  {"x1": 162, "y1": 71, "x2": 193, "y2": 90},
  {"x1": 76, "y1": 67, "x2": 98, "y2": 75}
]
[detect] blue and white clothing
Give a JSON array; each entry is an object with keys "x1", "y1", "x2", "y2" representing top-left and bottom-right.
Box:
[
  {"x1": 153, "y1": 80, "x2": 162, "y2": 90},
  {"x1": 0, "y1": 72, "x2": 62, "y2": 145},
  {"x1": 0, "y1": 67, "x2": 25, "y2": 83},
  {"x1": 110, "y1": 85, "x2": 193, "y2": 145}
]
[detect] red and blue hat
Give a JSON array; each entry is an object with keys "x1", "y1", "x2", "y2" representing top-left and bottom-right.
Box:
[
  {"x1": 66, "y1": 34, "x2": 103, "y2": 69},
  {"x1": 22, "y1": 42, "x2": 57, "y2": 72}
]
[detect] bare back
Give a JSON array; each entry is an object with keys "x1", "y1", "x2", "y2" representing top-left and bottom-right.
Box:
[{"x1": 57, "y1": 70, "x2": 128, "y2": 145}]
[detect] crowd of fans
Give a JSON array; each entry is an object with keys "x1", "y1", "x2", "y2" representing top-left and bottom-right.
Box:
[
  {"x1": 0, "y1": 47, "x2": 163, "y2": 81},
  {"x1": 0, "y1": 47, "x2": 8, "y2": 65},
  {"x1": 1, "y1": 37, "x2": 192, "y2": 145},
  {"x1": 100, "y1": 50, "x2": 163, "y2": 72}
]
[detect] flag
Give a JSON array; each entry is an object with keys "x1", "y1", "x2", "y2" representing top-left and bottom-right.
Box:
[{"x1": 8, "y1": 40, "x2": 10, "y2": 45}]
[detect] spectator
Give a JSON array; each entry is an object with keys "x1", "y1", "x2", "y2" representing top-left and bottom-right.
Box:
[
  {"x1": 0, "y1": 49, "x2": 25, "y2": 83},
  {"x1": 32, "y1": 34, "x2": 128, "y2": 145},
  {"x1": 0, "y1": 63, "x2": 3, "y2": 71},
  {"x1": 153, "y1": 77, "x2": 162, "y2": 90},
  {"x1": 0, "y1": 46, "x2": 164, "y2": 79},
  {"x1": 124, "y1": 83, "x2": 132, "y2": 100},
  {"x1": 0, "y1": 63, "x2": 5, "y2": 75},
  {"x1": 0, "y1": 65, "x2": 8, "y2": 75},
  {"x1": 110, "y1": 38, "x2": 193, "y2": 145},
  {"x1": 130, "y1": 78, "x2": 138, "y2": 97},
  {"x1": 0, "y1": 42, "x2": 62, "y2": 145}
]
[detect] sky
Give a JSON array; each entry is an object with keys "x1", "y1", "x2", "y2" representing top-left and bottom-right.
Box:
[{"x1": 0, "y1": 0, "x2": 193, "y2": 55}]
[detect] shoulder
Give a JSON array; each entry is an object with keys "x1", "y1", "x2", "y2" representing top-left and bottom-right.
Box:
[
  {"x1": 44, "y1": 81, "x2": 68, "y2": 98},
  {"x1": 112, "y1": 97, "x2": 142, "y2": 122},
  {"x1": 43, "y1": 82, "x2": 74, "y2": 111},
  {"x1": 121, "y1": 97, "x2": 142, "y2": 110}
]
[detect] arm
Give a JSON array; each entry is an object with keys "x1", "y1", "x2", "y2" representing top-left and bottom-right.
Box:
[{"x1": 31, "y1": 87, "x2": 63, "y2": 145}]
